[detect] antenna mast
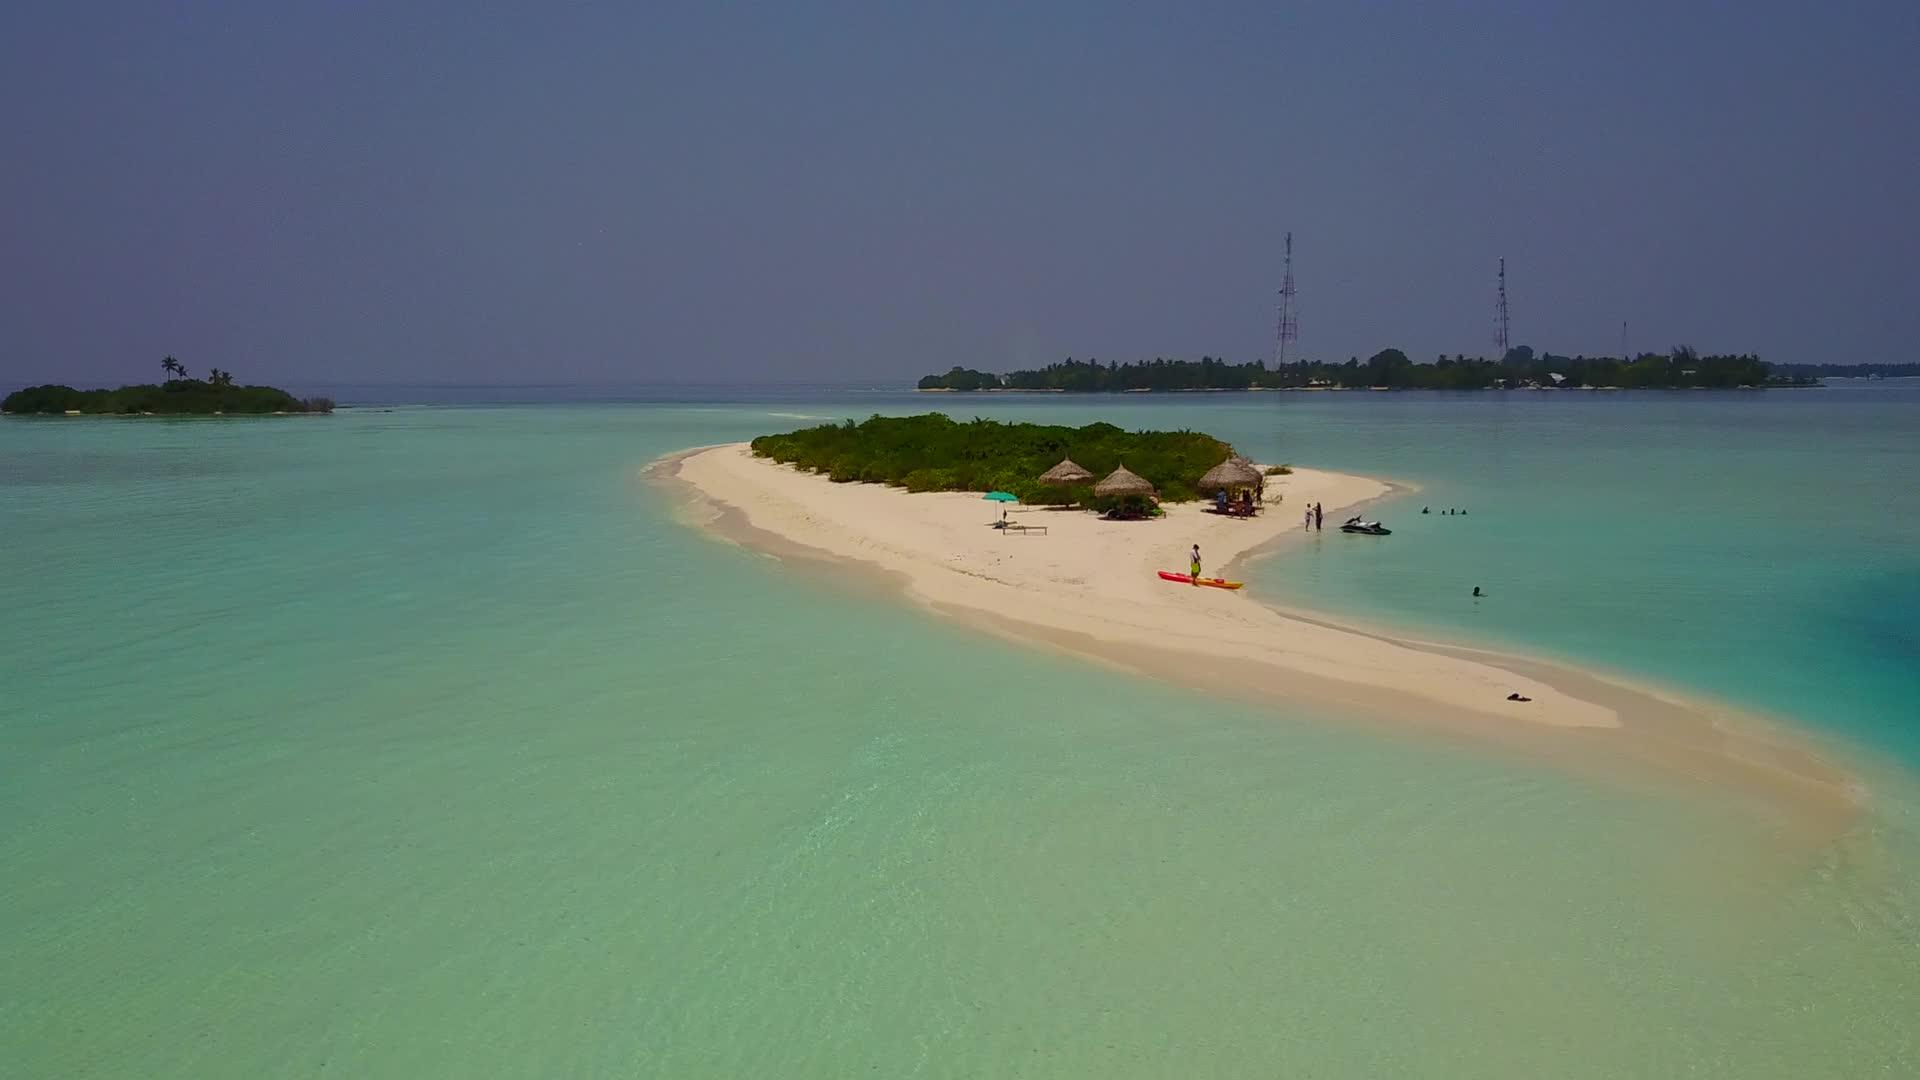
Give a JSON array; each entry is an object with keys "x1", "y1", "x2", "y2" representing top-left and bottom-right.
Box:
[
  {"x1": 1493, "y1": 257, "x2": 1510, "y2": 358},
  {"x1": 1273, "y1": 232, "x2": 1298, "y2": 366}
]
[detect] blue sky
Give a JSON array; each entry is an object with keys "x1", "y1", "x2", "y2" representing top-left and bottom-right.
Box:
[{"x1": 2, "y1": 1, "x2": 1915, "y2": 385}]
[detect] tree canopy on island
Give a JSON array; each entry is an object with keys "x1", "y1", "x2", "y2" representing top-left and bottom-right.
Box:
[
  {"x1": 917, "y1": 366, "x2": 1001, "y2": 391},
  {"x1": 918, "y1": 346, "x2": 1809, "y2": 391},
  {"x1": 3, "y1": 367, "x2": 333, "y2": 416},
  {"x1": 750, "y1": 413, "x2": 1234, "y2": 504}
]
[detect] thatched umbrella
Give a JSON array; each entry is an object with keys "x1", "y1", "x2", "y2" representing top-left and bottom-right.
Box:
[
  {"x1": 1092, "y1": 464, "x2": 1156, "y2": 499},
  {"x1": 1197, "y1": 457, "x2": 1263, "y2": 492},
  {"x1": 1038, "y1": 457, "x2": 1094, "y2": 486}
]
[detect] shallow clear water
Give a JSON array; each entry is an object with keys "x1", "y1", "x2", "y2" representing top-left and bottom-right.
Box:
[{"x1": 4, "y1": 390, "x2": 1918, "y2": 1076}]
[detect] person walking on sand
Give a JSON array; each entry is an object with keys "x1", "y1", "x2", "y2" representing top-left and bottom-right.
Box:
[{"x1": 1189, "y1": 544, "x2": 1203, "y2": 584}]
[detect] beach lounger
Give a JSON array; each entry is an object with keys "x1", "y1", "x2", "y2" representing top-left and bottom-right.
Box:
[{"x1": 1003, "y1": 523, "x2": 1048, "y2": 535}]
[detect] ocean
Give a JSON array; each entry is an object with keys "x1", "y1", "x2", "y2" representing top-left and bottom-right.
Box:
[{"x1": 3, "y1": 385, "x2": 1917, "y2": 1076}]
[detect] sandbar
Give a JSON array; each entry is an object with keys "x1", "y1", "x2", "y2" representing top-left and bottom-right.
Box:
[{"x1": 658, "y1": 443, "x2": 1863, "y2": 836}]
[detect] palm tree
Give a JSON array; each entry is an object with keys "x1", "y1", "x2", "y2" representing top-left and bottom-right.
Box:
[{"x1": 161, "y1": 356, "x2": 180, "y2": 380}]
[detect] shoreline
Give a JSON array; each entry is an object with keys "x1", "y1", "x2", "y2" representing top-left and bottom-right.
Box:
[
  {"x1": 0, "y1": 410, "x2": 328, "y2": 418},
  {"x1": 654, "y1": 443, "x2": 1864, "y2": 839},
  {"x1": 912, "y1": 385, "x2": 1823, "y2": 393}
]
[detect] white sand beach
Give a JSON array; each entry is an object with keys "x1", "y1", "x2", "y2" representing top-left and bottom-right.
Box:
[{"x1": 663, "y1": 443, "x2": 1861, "y2": 830}]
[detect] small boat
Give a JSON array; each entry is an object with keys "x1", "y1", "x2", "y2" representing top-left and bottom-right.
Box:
[
  {"x1": 1339, "y1": 519, "x2": 1391, "y2": 535},
  {"x1": 1158, "y1": 570, "x2": 1244, "y2": 590}
]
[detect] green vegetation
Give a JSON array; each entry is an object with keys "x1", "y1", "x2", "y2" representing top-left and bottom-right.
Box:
[
  {"x1": 916, "y1": 366, "x2": 1001, "y2": 391},
  {"x1": 1264, "y1": 465, "x2": 1291, "y2": 476},
  {"x1": 749, "y1": 414, "x2": 1233, "y2": 504},
  {"x1": 917, "y1": 346, "x2": 1812, "y2": 391},
  {"x1": 3, "y1": 358, "x2": 332, "y2": 415}
]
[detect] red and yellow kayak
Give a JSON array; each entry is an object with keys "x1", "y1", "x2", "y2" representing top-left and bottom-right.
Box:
[{"x1": 1158, "y1": 570, "x2": 1244, "y2": 590}]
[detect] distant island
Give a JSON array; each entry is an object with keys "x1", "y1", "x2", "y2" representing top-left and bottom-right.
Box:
[
  {"x1": 919, "y1": 346, "x2": 1815, "y2": 392},
  {"x1": 750, "y1": 413, "x2": 1239, "y2": 505},
  {"x1": 2, "y1": 357, "x2": 333, "y2": 416},
  {"x1": 1771, "y1": 362, "x2": 1920, "y2": 380}
]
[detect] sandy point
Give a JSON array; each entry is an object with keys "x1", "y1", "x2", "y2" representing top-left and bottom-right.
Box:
[{"x1": 653, "y1": 443, "x2": 1866, "y2": 842}]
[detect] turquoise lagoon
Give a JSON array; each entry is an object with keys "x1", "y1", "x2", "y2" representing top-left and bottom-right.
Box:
[{"x1": 3, "y1": 387, "x2": 1917, "y2": 1076}]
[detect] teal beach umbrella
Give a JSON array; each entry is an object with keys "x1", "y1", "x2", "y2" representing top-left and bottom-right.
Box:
[{"x1": 984, "y1": 491, "x2": 1019, "y2": 503}]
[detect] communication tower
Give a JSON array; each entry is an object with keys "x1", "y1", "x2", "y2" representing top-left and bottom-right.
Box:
[
  {"x1": 1493, "y1": 257, "x2": 1510, "y2": 357},
  {"x1": 1273, "y1": 232, "x2": 1298, "y2": 366}
]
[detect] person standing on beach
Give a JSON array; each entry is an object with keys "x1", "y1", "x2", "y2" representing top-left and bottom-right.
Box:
[
  {"x1": 1304, "y1": 507, "x2": 1313, "y2": 530},
  {"x1": 1314, "y1": 502, "x2": 1323, "y2": 530},
  {"x1": 1190, "y1": 544, "x2": 1203, "y2": 584}
]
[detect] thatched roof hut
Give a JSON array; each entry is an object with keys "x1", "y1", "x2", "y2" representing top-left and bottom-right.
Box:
[
  {"x1": 1092, "y1": 464, "x2": 1156, "y2": 498},
  {"x1": 1197, "y1": 458, "x2": 1263, "y2": 492},
  {"x1": 1038, "y1": 457, "x2": 1094, "y2": 485}
]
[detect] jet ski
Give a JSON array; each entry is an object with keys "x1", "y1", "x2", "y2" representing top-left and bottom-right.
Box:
[{"x1": 1340, "y1": 517, "x2": 1391, "y2": 535}]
